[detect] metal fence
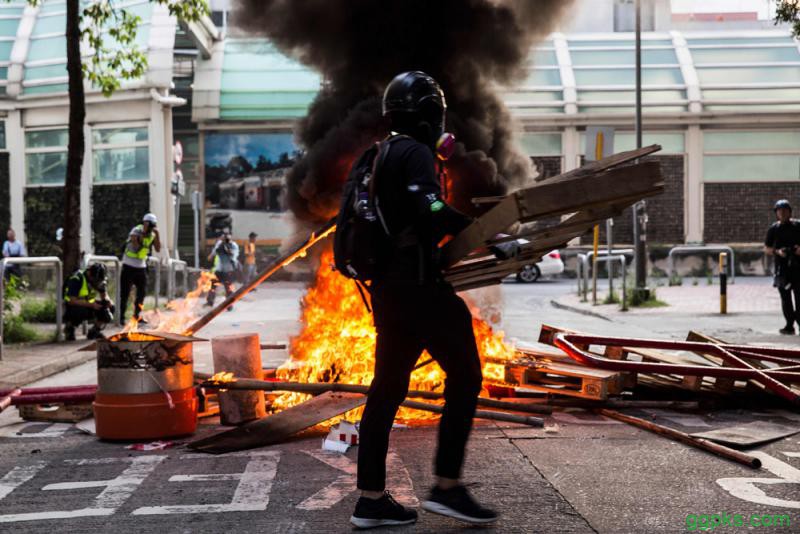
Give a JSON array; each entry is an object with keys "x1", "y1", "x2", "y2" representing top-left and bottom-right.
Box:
[
  {"x1": 667, "y1": 245, "x2": 735, "y2": 284},
  {"x1": 0, "y1": 257, "x2": 63, "y2": 360}
]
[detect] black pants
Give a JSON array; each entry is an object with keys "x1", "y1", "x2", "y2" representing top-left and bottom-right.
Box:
[
  {"x1": 207, "y1": 271, "x2": 235, "y2": 305},
  {"x1": 120, "y1": 264, "x2": 148, "y2": 323},
  {"x1": 64, "y1": 304, "x2": 112, "y2": 328},
  {"x1": 357, "y1": 282, "x2": 483, "y2": 491},
  {"x1": 778, "y1": 284, "x2": 800, "y2": 328}
]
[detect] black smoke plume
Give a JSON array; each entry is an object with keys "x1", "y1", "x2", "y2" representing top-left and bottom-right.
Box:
[{"x1": 232, "y1": 0, "x2": 572, "y2": 223}]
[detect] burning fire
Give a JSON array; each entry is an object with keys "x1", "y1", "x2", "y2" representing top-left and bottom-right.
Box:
[
  {"x1": 120, "y1": 271, "x2": 217, "y2": 335},
  {"x1": 275, "y1": 249, "x2": 517, "y2": 421}
]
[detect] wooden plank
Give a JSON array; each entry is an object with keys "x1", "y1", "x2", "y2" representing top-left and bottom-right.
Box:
[
  {"x1": 504, "y1": 360, "x2": 622, "y2": 400},
  {"x1": 691, "y1": 421, "x2": 800, "y2": 448},
  {"x1": 188, "y1": 392, "x2": 366, "y2": 454},
  {"x1": 442, "y1": 159, "x2": 664, "y2": 267}
]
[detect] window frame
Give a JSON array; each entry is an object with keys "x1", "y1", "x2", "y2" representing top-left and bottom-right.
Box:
[
  {"x1": 91, "y1": 121, "x2": 151, "y2": 185},
  {"x1": 24, "y1": 126, "x2": 68, "y2": 187}
]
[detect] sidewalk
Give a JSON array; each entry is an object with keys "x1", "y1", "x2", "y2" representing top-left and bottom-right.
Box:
[{"x1": 553, "y1": 276, "x2": 796, "y2": 345}]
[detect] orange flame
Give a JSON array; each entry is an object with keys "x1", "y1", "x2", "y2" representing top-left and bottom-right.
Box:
[
  {"x1": 274, "y1": 249, "x2": 517, "y2": 422},
  {"x1": 120, "y1": 271, "x2": 217, "y2": 335}
]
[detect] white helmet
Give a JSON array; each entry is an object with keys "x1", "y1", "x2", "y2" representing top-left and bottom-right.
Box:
[{"x1": 143, "y1": 213, "x2": 158, "y2": 225}]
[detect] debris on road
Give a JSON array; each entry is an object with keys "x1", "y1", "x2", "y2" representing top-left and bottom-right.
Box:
[{"x1": 690, "y1": 421, "x2": 800, "y2": 448}]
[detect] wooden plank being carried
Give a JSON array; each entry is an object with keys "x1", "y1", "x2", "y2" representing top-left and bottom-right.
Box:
[
  {"x1": 442, "y1": 159, "x2": 664, "y2": 267},
  {"x1": 188, "y1": 392, "x2": 366, "y2": 454}
]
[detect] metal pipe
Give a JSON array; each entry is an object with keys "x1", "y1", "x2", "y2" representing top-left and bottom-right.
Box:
[
  {"x1": 633, "y1": 0, "x2": 648, "y2": 297},
  {"x1": 0, "y1": 385, "x2": 97, "y2": 397},
  {"x1": 667, "y1": 245, "x2": 735, "y2": 284},
  {"x1": 147, "y1": 257, "x2": 161, "y2": 310},
  {"x1": 83, "y1": 254, "x2": 122, "y2": 323},
  {"x1": 598, "y1": 409, "x2": 761, "y2": 469},
  {"x1": 591, "y1": 254, "x2": 628, "y2": 310},
  {"x1": 0, "y1": 257, "x2": 63, "y2": 360},
  {"x1": 184, "y1": 219, "x2": 336, "y2": 335},
  {"x1": 0, "y1": 388, "x2": 21, "y2": 412},
  {"x1": 9, "y1": 390, "x2": 96, "y2": 406}
]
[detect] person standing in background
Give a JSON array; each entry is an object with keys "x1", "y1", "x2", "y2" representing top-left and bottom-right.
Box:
[
  {"x1": 244, "y1": 232, "x2": 258, "y2": 288},
  {"x1": 2, "y1": 228, "x2": 27, "y2": 281},
  {"x1": 119, "y1": 213, "x2": 161, "y2": 325},
  {"x1": 206, "y1": 231, "x2": 239, "y2": 310}
]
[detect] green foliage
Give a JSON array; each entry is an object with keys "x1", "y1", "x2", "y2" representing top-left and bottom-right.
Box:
[
  {"x1": 20, "y1": 297, "x2": 58, "y2": 323},
  {"x1": 2, "y1": 277, "x2": 41, "y2": 343},
  {"x1": 775, "y1": 1, "x2": 800, "y2": 37},
  {"x1": 627, "y1": 286, "x2": 668, "y2": 308}
]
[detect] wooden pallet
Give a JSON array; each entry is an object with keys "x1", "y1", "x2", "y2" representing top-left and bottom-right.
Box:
[{"x1": 504, "y1": 359, "x2": 622, "y2": 400}]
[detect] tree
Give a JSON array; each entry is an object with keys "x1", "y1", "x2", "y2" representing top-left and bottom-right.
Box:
[
  {"x1": 11, "y1": 0, "x2": 208, "y2": 278},
  {"x1": 775, "y1": 1, "x2": 800, "y2": 37}
]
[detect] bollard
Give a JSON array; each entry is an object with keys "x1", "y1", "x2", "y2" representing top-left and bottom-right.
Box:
[
  {"x1": 719, "y1": 252, "x2": 727, "y2": 315},
  {"x1": 212, "y1": 333, "x2": 267, "y2": 425},
  {"x1": 592, "y1": 226, "x2": 599, "y2": 305}
]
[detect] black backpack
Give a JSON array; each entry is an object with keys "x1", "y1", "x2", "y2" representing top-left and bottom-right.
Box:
[{"x1": 334, "y1": 135, "x2": 407, "y2": 284}]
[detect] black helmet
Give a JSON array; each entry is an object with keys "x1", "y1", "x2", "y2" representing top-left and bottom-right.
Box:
[
  {"x1": 774, "y1": 199, "x2": 792, "y2": 212},
  {"x1": 86, "y1": 263, "x2": 107, "y2": 281},
  {"x1": 383, "y1": 71, "x2": 446, "y2": 147}
]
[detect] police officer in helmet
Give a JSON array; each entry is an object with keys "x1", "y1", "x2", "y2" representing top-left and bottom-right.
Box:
[
  {"x1": 63, "y1": 263, "x2": 114, "y2": 340},
  {"x1": 350, "y1": 71, "x2": 497, "y2": 528},
  {"x1": 765, "y1": 199, "x2": 800, "y2": 334}
]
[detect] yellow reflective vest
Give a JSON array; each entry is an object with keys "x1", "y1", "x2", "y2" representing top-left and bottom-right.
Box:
[
  {"x1": 125, "y1": 224, "x2": 156, "y2": 261},
  {"x1": 63, "y1": 271, "x2": 95, "y2": 303}
]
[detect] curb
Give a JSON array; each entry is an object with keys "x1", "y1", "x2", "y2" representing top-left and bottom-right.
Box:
[
  {"x1": 0, "y1": 350, "x2": 96, "y2": 389},
  {"x1": 550, "y1": 299, "x2": 613, "y2": 322}
]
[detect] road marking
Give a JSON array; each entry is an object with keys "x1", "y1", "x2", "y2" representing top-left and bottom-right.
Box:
[
  {"x1": 716, "y1": 451, "x2": 800, "y2": 509},
  {"x1": 0, "y1": 455, "x2": 166, "y2": 522},
  {"x1": 297, "y1": 449, "x2": 417, "y2": 510},
  {"x1": 132, "y1": 450, "x2": 281, "y2": 515},
  {"x1": 0, "y1": 462, "x2": 48, "y2": 501}
]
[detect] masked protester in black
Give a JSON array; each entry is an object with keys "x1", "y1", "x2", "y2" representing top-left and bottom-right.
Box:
[
  {"x1": 350, "y1": 71, "x2": 498, "y2": 529},
  {"x1": 765, "y1": 199, "x2": 800, "y2": 334}
]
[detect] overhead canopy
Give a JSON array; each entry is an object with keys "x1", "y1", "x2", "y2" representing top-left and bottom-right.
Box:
[{"x1": 193, "y1": 29, "x2": 800, "y2": 122}]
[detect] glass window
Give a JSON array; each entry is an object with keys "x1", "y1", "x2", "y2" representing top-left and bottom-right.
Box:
[
  {"x1": 704, "y1": 131, "x2": 800, "y2": 153},
  {"x1": 92, "y1": 126, "x2": 149, "y2": 183},
  {"x1": 574, "y1": 68, "x2": 683, "y2": 86},
  {"x1": 26, "y1": 36, "x2": 66, "y2": 61},
  {"x1": 521, "y1": 69, "x2": 561, "y2": 86},
  {"x1": 520, "y1": 133, "x2": 562, "y2": 156},
  {"x1": 24, "y1": 63, "x2": 67, "y2": 80},
  {"x1": 697, "y1": 67, "x2": 800, "y2": 85},
  {"x1": 93, "y1": 127, "x2": 148, "y2": 145},
  {"x1": 568, "y1": 40, "x2": 673, "y2": 48},
  {"x1": 0, "y1": 40, "x2": 14, "y2": 61},
  {"x1": 174, "y1": 134, "x2": 199, "y2": 159},
  {"x1": 578, "y1": 90, "x2": 686, "y2": 102},
  {"x1": 580, "y1": 132, "x2": 685, "y2": 154},
  {"x1": 571, "y1": 48, "x2": 677, "y2": 66},
  {"x1": 530, "y1": 49, "x2": 557, "y2": 66},
  {"x1": 703, "y1": 155, "x2": 800, "y2": 182},
  {"x1": 687, "y1": 37, "x2": 791, "y2": 47},
  {"x1": 691, "y1": 47, "x2": 800, "y2": 64},
  {"x1": 25, "y1": 129, "x2": 68, "y2": 149},
  {"x1": 93, "y1": 147, "x2": 149, "y2": 183},
  {"x1": 25, "y1": 128, "x2": 68, "y2": 185},
  {"x1": 32, "y1": 14, "x2": 65, "y2": 36},
  {"x1": 0, "y1": 121, "x2": 6, "y2": 150}
]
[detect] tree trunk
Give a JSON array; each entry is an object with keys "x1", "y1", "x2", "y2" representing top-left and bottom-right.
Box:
[{"x1": 63, "y1": 0, "x2": 84, "y2": 278}]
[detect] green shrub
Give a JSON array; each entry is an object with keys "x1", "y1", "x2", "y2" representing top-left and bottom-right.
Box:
[
  {"x1": 20, "y1": 298, "x2": 58, "y2": 323},
  {"x1": 2, "y1": 313, "x2": 41, "y2": 343}
]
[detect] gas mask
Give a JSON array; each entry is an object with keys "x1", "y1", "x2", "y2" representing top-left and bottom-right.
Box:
[{"x1": 435, "y1": 132, "x2": 456, "y2": 161}]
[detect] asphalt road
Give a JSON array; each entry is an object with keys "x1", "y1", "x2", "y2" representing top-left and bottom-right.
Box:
[{"x1": 1, "y1": 279, "x2": 799, "y2": 533}]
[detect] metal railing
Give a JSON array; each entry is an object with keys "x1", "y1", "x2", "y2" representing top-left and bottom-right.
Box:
[
  {"x1": 667, "y1": 245, "x2": 735, "y2": 285},
  {"x1": 0, "y1": 257, "x2": 63, "y2": 360},
  {"x1": 82, "y1": 255, "x2": 122, "y2": 323},
  {"x1": 146, "y1": 257, "x2": 162, "y2": 309},
  {"x1": 167, "y1": 259, "x2": 188, "y2": 301},
  {"x1": 582, "y1": 248, "x2": 634, "y2": 302},
  {"x1": 594, "y1": 254, "x2": 628, "y2": 311}
]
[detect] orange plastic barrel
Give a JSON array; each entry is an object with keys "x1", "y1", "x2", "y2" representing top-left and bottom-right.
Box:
[
  {"x1": 94, "y1": 387, "x2": 197, "y2": 440},
  {"x1": 93, "y1": 334, "x2": 199, "y2": 440}
]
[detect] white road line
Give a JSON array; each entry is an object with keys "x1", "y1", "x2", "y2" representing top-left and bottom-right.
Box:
[
  {"x1": 0, "y1": 456, "x2": 166, "y2": 523},
  {"x1": 132, "y1": 450, "x2": 281, "y2": 515},
  {"x1": 297, "y1": 448, "x2": 417, "y2": 510},
  {"x1": 0, "y1": 462, "x2": 48, "y2": 501},
  {"x1": 716, "y1": 451, "x2": 800, "y2": 509},
  {"x1": 6, "y1": 423, "x2": 73, "y2": 439}
]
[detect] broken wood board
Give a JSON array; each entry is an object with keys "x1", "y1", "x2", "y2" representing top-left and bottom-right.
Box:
[
  {"x1": 442, "y1": 159, "x2": 664, "y2": 267},
  {"x1": 188, "y1": 392, "x2": 366, "y2": 454},
  {"x1": 690, "y1": 421, "x2": 800, "y2": 448}
]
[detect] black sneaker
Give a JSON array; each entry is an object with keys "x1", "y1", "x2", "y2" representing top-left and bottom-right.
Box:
[
  {"x1": 86, "y1": 326, "x2": 102, "y2": 340},
  {"x1": 780, "y1": 326, "x2": 795, "y2": 335},
  {"x1": 422, "y1": 484, "x2": 498, "y2": 525},
  {"x1": 350, "y1": 491, "x2": 418, "y2": 529}
]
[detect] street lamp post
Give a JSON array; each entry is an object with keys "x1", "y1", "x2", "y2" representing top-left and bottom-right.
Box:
[{"x1": 633, "y1": 0, "x2": 650, "y2": 301}]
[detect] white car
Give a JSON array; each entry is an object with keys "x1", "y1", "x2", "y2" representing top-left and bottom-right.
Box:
[{"x1": 516, "y1": 250, "x2": 564, "y2": 283}]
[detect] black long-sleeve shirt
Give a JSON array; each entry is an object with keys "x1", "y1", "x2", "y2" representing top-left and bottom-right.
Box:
[{"x1": 374, "y1": 136, "x2": 473, "y2": 284}]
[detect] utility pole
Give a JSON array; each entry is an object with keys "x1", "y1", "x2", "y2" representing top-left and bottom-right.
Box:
[{"x1": 633, "y1": 0, "x2": 649, "y2": 301}]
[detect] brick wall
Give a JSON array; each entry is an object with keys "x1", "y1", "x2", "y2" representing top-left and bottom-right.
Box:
[
  {"x1": 582, "y1": 154, "x2": 685, "y2": 245},
  {"x1": 92, "y1": 183, "x2": 150, "y2": 255},
  {"x1": 704, "y1": 182, "x2": 800, "y2": 243},
  {"x1": 0, "y1": 153, "x2": 9, "y2": 233},
  {"x1": 532, "y1": 156, "x2": 562, "y2": 181},
  {"x1": 24, "y1": 186, "x2": 64, "y2": 257}
]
